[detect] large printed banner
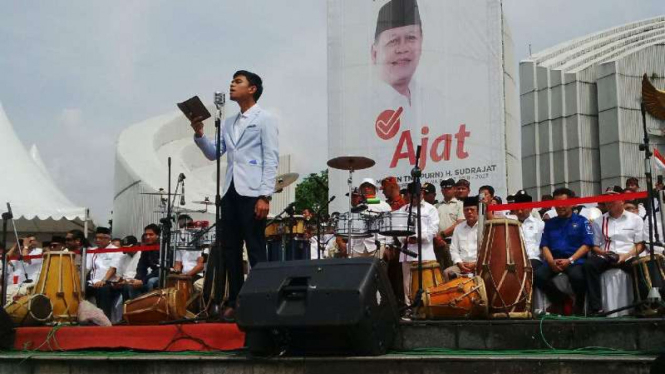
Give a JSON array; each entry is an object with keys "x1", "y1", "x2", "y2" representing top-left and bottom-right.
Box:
[{"x1": 328, "y1": 0, "x2": 506, "y2": 211}]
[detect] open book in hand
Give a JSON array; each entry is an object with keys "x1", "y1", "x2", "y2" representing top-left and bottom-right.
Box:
[{"x1": 177, "y1": 96, "x2": 212, "y2": 122}]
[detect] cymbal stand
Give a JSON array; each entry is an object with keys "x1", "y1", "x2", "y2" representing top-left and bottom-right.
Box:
[{"x1": 347, "y1": 169, "x2": 355, "y2": 258}]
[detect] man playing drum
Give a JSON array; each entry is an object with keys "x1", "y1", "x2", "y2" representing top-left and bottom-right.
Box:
[{"x1": 398, "y1": 182, "x2": 440, "y2": 306}]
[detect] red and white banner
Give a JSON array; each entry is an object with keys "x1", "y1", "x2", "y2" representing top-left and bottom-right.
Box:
[
  {"x1": 654, "y1": 148, "x2": 665, "y2": 171},
  {"x1": 327, "y1": 0, "x2": 509, "y2": 211}
]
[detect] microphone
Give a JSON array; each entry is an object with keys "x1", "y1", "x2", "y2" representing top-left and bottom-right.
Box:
[
  {"x1": 2, "y1": 202, "x2": 13, "y2": 220},
  {"x1": 328, "y1": 196, "x2": 336, "y2": 204},
  {"x1": 214, "y1": 92, "x2": 225, "y2": 110},
  {"x1": 180, "y1": 181, "x2": 186, "y2": 206}
]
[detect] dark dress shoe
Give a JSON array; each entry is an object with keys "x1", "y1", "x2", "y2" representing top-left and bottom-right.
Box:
[{"x1": 222, "y1": 307, "x2": 236, "y2": 323}]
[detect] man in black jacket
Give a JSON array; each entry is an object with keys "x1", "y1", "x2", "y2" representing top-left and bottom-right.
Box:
[{"x1": 121, "y1": 224, "x2": 161, "y2": 300}]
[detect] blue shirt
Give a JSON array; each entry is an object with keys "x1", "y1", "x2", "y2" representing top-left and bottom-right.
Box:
[{"x1": 540, "y1": 213, "x2": 594, "y2": 263}]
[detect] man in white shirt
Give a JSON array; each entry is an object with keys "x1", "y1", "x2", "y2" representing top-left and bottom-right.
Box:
[
  {"x1": 174, "y1": 249, "x2": 205, "y2": 281},
  {"x1": 512, "y1": 191, "x2": 545, "y2": 271},
  {"x1": 5, "y1": 235, "x2": 43, "y2": 299},
  {"x1": 585, "y1": 186, "x2": 645, "y2": 315},
  {"x1": 444, "y1": 196, "x2": 480, "y2": 281},
  {"x1": 435, "y1": 178, "x2": 464, "y2": 269},
  {"x1": 398, "y1": 182, "x2": 439, "y2": 305},
  {"x1": 86, "y1": 227, "x2": 123, "y2": 318},
  {"x1": 116, "y1": 236, "x2": 140, "y2": 281}
]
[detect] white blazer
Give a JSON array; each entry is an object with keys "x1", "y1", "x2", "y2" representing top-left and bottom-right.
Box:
[{"x1": 194, "y1": 105, "x2": 279, "y2": 197}]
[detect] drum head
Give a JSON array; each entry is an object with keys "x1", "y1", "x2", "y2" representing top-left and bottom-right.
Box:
[{"x1": 29, "y1": 294, "x2": 53, "y2": 322}]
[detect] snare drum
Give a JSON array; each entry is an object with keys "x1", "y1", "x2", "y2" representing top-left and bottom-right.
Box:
[
  {"x1": 334, "y1": 212, "x2": 372, "y2": 238},
  {"x1": 378, "y1": 211, "x2": 415, "y2": 237}
]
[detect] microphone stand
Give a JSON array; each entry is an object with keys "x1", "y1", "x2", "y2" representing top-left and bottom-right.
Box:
[
  {"x1": 203, "y1": 93, "x2": 226, "y2": 314},
  {"x1": 1, "y1": 204, "x2": 11, "y2": 306},
  {"x1": 410, "y1": 146, "x2": 424, "y2": 313},
  {"x1": 639, "y1": 102, "x2": 664, "y2": 306},
  {"x1": 159, "y1": 157, "x2": 173, "y2": 288}
]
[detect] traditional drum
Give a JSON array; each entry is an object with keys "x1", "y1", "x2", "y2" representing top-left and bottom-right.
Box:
[
  {"x1": 123, "y1": 288, "x2": 187, "y2": 325},
  {"x1": 631, "y1": 254, "x2": 665, "y2": 316},
  {"x1": 409, "y1": 261, "x2": 445, "y2": 304},
  {"x1": 334, "y1": 212, "x2": 372, "y2": 238},
  {"x1": 166, "y1": 274, "x2": 194, "y2": 302},
  {"x1": 33, "y1": 251, "x2": 82, "y2": 322},
  {"x1": 377, "y1": 211, "x2": 415, "y2": 237},
  {"x1": 477, "y1": 219, "x2": 533, "y2": 319},
  {"x1": 4, "y1": 294, "x2": 53, "y2": 326},
  {"x1": 423, "y1": 276, "x2": 488, "y2": 319},
  {"x1": 265, "y1": 218, "x2": 282, "y2": 238}
]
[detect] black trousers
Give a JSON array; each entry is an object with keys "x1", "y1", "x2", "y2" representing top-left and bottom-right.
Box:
[
  {"x1": 583, "y1": 254, "x2": 635, "y2": 312},
  {"x1": 534, "y1": 262, "x2": 586, "y2": 312},
  {"x1": 86, "y1": 284, "x2": 118, "y2": 318},
  {"x1": 221, "y1": 181, "x2": 267, "y2": 307}
]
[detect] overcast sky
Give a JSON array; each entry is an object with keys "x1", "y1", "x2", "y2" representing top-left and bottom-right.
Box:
[{"x1": 0, "y1": 0, "x2": 663, "y2": 223}]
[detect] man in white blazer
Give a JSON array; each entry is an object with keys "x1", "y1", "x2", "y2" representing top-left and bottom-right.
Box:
[{"x1": 190, "y1": 70, "x2": 279, "y2": 320}]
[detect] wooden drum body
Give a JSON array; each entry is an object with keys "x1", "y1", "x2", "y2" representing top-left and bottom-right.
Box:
[
  {"x1": 34, "y1": 251, "x2": 82, "y2": 322},
  {"x1": 4, "y1": 294, "x2": 53, "y2": 326},
  {"x1": 409, "y1": 261, "x2": 444, "y2": 304},
  {"x1": 424, "y1": 276, "x2": 488, "y2": 319},
  {"x1": 166, "y1": 274, "x2": 193, "y2": 302},
  {"x1": 477, "y1": 219, "x2": 533, "y2": 319},
  {"x1": 123, "y1": 288, "x2": 186, "y2": 325}
]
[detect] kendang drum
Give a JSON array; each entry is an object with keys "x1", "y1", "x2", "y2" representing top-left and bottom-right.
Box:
[
  {"x1": 409, "y1": 261, "x2": 445, "y2": 304},
  {"x1": 377, "y1": 211, "x2": 415, "y2": 237},
  {"x1": 123, "y1": 288, "x2": 186, "y2": 325},
  {"x1": 34, "y1": 251, "x2": 82, "y2": 322},
  {"x1": 166, "y1": 274, "x2": 193, "y2": 302},
  {"x1": 477, "y1": 219, "x2": 533, "y2": 319},
  {"x1": 4, "y1": 294, "x2": 53, "y2": 326},
  {"x1": 631, "y1": 254, "x2": 665, "y2": 316},
  {"x1": 423, "y1": 276, "x2": 488, "y2": 319},
  {"x1": 334, "y1": 212, "x2": 372, "y2": 238}
]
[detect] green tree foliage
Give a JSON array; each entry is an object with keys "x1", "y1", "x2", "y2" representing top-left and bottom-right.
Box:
[{"x1": 295, "y1": 170, "x2": 329, "y2": 216}]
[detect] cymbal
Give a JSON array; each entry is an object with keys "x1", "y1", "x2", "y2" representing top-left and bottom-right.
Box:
[
  {"x1": 327, "y1": 156, "x2": 375, "y2": 171},
  {"x1": 192, "y1": 199, "x2": 215, "y2": 206},
  {"x1": 275, "y1": 173, "x2": 299, "y2": 191}
]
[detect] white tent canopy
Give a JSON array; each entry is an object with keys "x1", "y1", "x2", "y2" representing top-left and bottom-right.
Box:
[{"x1": 0, "y1": 102, "x2": 90, "y2": 235}]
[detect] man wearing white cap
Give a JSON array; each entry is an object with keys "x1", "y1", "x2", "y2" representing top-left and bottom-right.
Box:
[{"x1": 346, "y1": 178, "x2": 391, "y2": 257}]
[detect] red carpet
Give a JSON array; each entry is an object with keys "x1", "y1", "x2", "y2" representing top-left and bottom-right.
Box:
[{"x1": 14, "y1": 323, "x2": 245, "y2": 352}]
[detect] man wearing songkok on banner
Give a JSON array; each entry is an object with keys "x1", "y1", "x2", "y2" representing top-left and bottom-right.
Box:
[
  {"x1": 585, "y1": 186, "x2": 645, "y2": 315},
  {"x1": 444, "y1": 196, "x2": 480, "y2": 281},
  {"x1": 372, "y1": 0, "x2": 422, "y2": 105},
  {"x1": 398, "y1": 182, "x2": 439, "y2": 305},
  {"x1": 86, "y1": 227, "x2": 122, "y2": 318},
  {"x1": 512, "y1": 190, "x2": 545, "y2": 272},
  {"x1": 535, "y1": 188, "x2": 593, "y2": 315}
]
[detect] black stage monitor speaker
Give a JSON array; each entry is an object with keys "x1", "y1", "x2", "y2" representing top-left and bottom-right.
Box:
[
  {"x1": 0, "y1": 307, "x2": 15, "y2": 350},
  {"x1": 237, "y1": 257, "x2": 399, "y2": 356}
]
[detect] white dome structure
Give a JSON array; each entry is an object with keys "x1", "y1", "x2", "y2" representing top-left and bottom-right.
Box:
[
  {"x1": 0, "y1": 102, "x2": 90, "y2": 235},
  {"x1": 520, "y1": 16, "x2": 665, "y2": 198},
  {"x1": 113, "y1": 105, "x2": 295, "y2": 238}
]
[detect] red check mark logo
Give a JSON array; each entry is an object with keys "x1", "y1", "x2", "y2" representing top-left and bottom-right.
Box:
[{"x1": 375, "y1": 107, "x2": 403, "y2": 140}]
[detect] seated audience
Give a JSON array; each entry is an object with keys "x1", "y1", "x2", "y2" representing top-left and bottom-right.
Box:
[
  {"x1": 535, "y1": 188, "x2": 593, "y2": 315},
  {"x1": 444, "y1": 196, "x2": 479, "y2": 281},
  {"x1": 585, "y1": 186, "x2": 644, "y2": 316},
  {"x1": 86, "y1": 227, "x2": 122, "y2": 318}
]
